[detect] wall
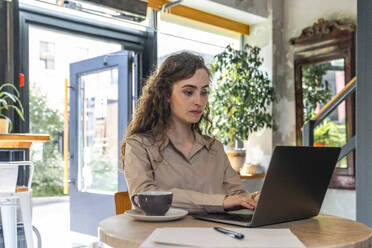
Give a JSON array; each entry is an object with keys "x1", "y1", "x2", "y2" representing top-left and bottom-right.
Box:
[
  {"x1": 356, "y1": 0, "x2": 372, "y2": 228},
  {"x1": 321, "y1": 189, "x2": 355, "y2": 220},
  {"x1": 209, "y1": 0, "x2": 268, "y2": 18},
  {"x1": 272, "y1": 0, "x2": 357, "y2": 220},
  {"x1": 273, "y1": 0, "x2": 356, "y2": 145}
]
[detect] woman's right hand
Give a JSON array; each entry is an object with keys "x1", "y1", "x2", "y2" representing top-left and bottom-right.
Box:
[{"x1": 223, "y1": 195, "x2": 257, "y2": 211}]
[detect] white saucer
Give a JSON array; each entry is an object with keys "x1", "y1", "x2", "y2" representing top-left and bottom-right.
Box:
[{"x1": 125, "y1": 208, "x2": 188, "y2": 222}]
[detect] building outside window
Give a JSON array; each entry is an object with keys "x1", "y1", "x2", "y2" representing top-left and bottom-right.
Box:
[{"x1": 39, "y1": 41, "x2": 55, "y2": 69}]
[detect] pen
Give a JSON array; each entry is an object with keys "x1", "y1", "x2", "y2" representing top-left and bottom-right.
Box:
[{"x1": 213, "y1": 227, "x2": 244, "y2": 239}]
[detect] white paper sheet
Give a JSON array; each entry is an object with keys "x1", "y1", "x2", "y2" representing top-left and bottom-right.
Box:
[{"x1": 140, "y1": 227, "x2": 306, "y2": 248}]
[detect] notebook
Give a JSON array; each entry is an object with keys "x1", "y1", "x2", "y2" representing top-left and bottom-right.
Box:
[
  {"x1": 140, "y1": 227, "x2": 306, "y2": 248},
  {"x1": 193, "y1": 146, "x2": 341, "y2": 227}
]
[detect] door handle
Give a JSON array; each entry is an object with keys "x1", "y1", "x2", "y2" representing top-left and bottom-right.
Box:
[{"x1": 68, "y1": 179, "x2": 76, "y2": 185}]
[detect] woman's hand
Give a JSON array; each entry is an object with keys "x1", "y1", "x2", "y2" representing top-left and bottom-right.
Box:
[
  {"x1": 251, "y1": 191, "x2": 260, "y2": 203},
  {"x1": 223, "y1": 194, "x2": 257, "y2": 211}
]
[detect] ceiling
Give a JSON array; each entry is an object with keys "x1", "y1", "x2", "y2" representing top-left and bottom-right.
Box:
[{"x1": 165, "y1": 0, "x2": 267, "y2": 25}]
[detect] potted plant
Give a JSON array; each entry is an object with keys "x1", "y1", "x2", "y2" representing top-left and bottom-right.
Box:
[
  {"x1": 209, "y1": 44, "x2": 276, "y2": 172},
  {"x1": 0, "y1": 83, "x2": 25, "y2": 133}
]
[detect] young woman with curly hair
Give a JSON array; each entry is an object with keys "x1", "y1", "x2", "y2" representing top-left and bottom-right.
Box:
[{"x1": 121, "y1": 52, "x2": 258, "y2": 214}]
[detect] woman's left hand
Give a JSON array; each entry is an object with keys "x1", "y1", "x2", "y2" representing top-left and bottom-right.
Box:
[
  {"x1": 251, "y1": 191, "x2": 260, "y2": 203},
  {"x1": 223, "y1": 195, "x2": 257, "y2": 211}
]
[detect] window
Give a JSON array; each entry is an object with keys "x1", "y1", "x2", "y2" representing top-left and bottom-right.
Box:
[
  {"x1": 39, "y1": 41, "x2": 55, "y2": 69},
  {"x1": 157, "y1": 16, "x2": 240, "y2": 67}
]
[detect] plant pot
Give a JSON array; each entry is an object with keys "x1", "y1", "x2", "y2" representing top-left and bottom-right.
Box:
[
  {"x1": 314, "y1": 142, "x2": 326, "y2": 147},
  {"x1": 241, "y1": 162, "x2": 265, "y2": 175},
  {"x1": 225, "y1": 149, "x2": 246, "y2": 173},
  {"x1": 0, "y1": 119, "x2": 9, "y2": 133}
]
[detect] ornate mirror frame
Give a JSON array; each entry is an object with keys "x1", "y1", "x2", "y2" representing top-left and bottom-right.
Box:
[{"x1": 290, "y1": 19, "x2": 356, "y2": 189}]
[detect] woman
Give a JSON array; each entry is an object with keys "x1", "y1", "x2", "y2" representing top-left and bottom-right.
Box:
[{"x1": 121, "y1": 52, "x2": 258, "y2": 214}]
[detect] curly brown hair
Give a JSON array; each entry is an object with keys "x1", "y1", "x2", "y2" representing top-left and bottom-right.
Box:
[{"x1": 120, "y1": 51, "x2": 214, "y2": 168}]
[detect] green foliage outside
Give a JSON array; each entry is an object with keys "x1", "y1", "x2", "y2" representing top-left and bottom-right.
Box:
[
  {"x1": 85, "y1": 151, "x2": 117, "y2": 192},
  {"x1": 302, "y1": 63, "x2": 333, "y2": 122},
  {"x1": 303, "y1": 63, "x2": 348, "y2": 167},
  {"x1": 30, "y1": 87, "x2": 64, "y2": 197},
  {"x1": 314, "y1": 119, "x2": 346, "y2": 147},
  {"x1": 302, "y1": 62, "x2": 346, "y2": 141},
  {"x1": 314, "y1": 119, "x2": 347, "y2": 168},
  {"x1": 209, "y1": 44, "x2": 276, "y2": 147}
]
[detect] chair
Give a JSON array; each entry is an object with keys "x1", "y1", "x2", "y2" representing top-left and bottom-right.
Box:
[
  {"x1": 0, "y1": 161, "x2": 35, "y2": 248},
  {"x1": 114, "y1": 192, "x2": 132, "y2": 215}
]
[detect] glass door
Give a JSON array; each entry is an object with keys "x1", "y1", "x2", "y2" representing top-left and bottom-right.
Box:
[{"x1": 69, "y1": 51, "x2": 135, "y2": 236}]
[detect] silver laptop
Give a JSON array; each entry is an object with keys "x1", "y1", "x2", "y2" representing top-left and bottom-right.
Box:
[{"x1": 192, "y1": 146, "x2": 341, "y2": 227}]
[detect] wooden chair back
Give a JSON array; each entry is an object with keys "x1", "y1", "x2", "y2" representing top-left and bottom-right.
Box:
[{"x1": 114, "y1": 191, "x2": 132, "y2": 215}]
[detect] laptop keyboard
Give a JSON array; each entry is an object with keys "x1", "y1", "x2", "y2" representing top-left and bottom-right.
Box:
[{"x1": 194, "y1": 213, "x2": 253, "y2": 222}]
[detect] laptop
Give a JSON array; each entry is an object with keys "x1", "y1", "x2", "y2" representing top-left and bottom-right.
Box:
[{"x1": 192, "y1": 146, "x2": 341, "y2": 227}]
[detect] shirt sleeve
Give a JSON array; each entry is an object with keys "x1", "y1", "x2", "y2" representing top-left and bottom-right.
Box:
[
  {"x1": 220, "y1": 145, "x2": 253, "y2": 199},
  {"x1": 124, "y1": 137, "x2": 226, "y2": 214}
]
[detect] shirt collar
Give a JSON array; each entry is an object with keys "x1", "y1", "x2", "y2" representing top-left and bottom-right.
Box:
[
  {"x1": 194, "y1": 130, "x2": 214, "y2": 150},
  {"x1": 160, "y1": 129, "x2": 214, "y2": 151}
]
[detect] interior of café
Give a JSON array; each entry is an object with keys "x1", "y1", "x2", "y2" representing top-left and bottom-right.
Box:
[{"x1": 1, "y1": 0, "x2": 372, "y2": 247}]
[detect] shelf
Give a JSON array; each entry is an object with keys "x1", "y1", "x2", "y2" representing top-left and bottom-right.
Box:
[{"x1": 0, "y1": 133, "x2": 50, "y2": 148}]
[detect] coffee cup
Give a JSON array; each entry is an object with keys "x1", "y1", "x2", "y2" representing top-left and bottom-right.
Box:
[{"x1": 131, "y1": 191, "x2": 173, "y2": 216}]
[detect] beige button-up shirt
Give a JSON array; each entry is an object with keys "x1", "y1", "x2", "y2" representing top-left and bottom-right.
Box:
[{"x1": 124, "y1": 131, "x2": 251, "y2": 213}]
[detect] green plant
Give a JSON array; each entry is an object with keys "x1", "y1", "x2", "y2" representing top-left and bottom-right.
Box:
[
  {"x1": 85, "y1": 151, "x2": 117, "y2": 192},
  {"x1": 29, "y1": 86, "x2": 64, "y2": 196},
  {"x1": 302, "y1": 63, "x2": 333, "y2": 122},
  {"x1": 314, "y1": 119, "x2": 346, "y2": 147},
  {"x1": 0, "y1": 83, "x2": 25, "y2": 132},
  {"x1": 209, "y1": 44, "x2": 276, "y2": 147}
]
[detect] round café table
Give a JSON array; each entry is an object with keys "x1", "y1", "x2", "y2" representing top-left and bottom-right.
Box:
[{"x1": 98, "y1": 214, "x2": 372, "y2": 248}]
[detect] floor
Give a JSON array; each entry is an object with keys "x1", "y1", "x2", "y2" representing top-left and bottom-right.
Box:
[{"x1": 32, "y1": 196, "x2": 98, "y2": 248}]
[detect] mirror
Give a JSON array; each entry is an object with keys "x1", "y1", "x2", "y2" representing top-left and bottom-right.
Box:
[{"x1": 291, "y1": 19, "x2": 355, "y2": 189}]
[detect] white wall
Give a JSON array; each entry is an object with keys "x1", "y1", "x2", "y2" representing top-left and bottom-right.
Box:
[{"x1": 321, "y1": 189, "x2": 356, "y2": 220}]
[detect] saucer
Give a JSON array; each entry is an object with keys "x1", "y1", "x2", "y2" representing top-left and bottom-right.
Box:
[{"x1": 125, "y1": 208, "x2": 188, "y2": 222}]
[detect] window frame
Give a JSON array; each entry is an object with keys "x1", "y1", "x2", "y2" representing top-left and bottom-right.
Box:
[{"x1": 16, "y1": 2, "x2": 156, "y2": 133}]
